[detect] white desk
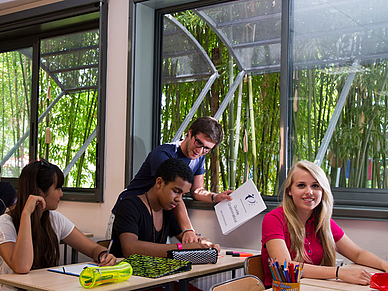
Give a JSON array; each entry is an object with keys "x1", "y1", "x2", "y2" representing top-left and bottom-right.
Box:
[{"x1": 0, "y1": 249, "x2": 257, "y2": 291}]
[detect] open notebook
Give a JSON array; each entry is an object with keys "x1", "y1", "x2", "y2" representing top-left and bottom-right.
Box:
[
  {"x1": 48, "y1": 263, "x2": 98, "y2": 276},
  {"x1": 122, "y1": 254, "x2": 192, "y2": 278}
]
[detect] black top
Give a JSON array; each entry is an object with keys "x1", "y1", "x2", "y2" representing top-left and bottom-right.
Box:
[
  {"x1": 0, "y1": 181, "x2": 16, "y2": 214},
  {"x1": 111, "y1": 196, "x2": 182, "y2": 258}
]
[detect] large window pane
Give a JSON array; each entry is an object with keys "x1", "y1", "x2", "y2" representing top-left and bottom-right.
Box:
[
  {"x1": 161, "y1": 10, "x2": 280, "y2": 195},
  {"x1": 38, "y1": 29, "x2": 99, "y2": 188},
  {"x1": 292, "y1": 0, "x2": 388, "y2": 190},
  {"x1": 0, "y1": 48, "x2": 32, "y2": 178}
]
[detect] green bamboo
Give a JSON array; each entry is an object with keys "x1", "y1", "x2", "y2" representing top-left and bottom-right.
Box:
[
  {"x1": 308, "y1": 70, "x2": 312, "y2": 160},
  {"x1": 248, "y1": 74, "x2": 257, "y2": 185},
  {"x1": 228, "y1": 52, "x2": 235, "y2": 189},
  {"x1": 231, "y1": 79, "x2": 243, "y2": 190}
]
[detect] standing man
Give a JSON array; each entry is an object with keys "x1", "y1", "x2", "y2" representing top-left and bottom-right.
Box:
[{"x1": 109, "y1": 116, "x2": 232, "y2": 243}]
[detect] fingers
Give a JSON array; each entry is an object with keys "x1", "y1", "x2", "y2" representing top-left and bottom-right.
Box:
[
  {"x1": 98, "y1": 254, "x2": 116, "y2": 267},
  {"x1": 215, "y1": 193, "x2": 232, "y2": 203},
  {"x1": 342, "y1": 268, "x2": 371, "y2": 285},
  {"x1": 181, "y1": 231, "x2": 199, "y2": 243},
  {"x1": 211, "y1": 244, "x2": 221, "y2": 252},
  {"x1": 23, "y1": 195, "x2": 46, "y2": 215}
]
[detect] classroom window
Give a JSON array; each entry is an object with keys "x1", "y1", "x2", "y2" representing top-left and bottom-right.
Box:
[
  {"x1": 290, "y1": 0, "x2": 388, "y2": 218},
  {"x1": 142, "y1": 0, "x2": 388, "y2": 218},
  {"x1": 38, "y1": 29, "x2": 99, "y2": 188},
  {"x1": 0, "y1": 48, "x2": 32, "y2": 177},
  {"x1": 0, "y1": 1, "x2": 105, "y2": 202}
]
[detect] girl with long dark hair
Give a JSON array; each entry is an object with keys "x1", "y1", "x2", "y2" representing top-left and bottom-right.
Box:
[{"x1": 0, "y1": 160, "x2": 115, "y2": 284}]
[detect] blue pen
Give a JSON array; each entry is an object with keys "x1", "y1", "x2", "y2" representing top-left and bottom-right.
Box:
[{"x1": 294, "y1": 265, "x2": 299, "y2": 283}]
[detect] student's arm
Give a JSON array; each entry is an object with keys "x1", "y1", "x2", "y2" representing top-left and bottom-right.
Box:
[
  {"x1": 265, "y1": 238, "x2": 371, "y2": 285},
  {"x1": 119, "y1": 232, "x2": 211, "y2": 258},
  {"x1": 336, "y1": 234, "x2": 388, "y2": 272},
  {"x1": 172, "y1": 202, "x2": 198, "y2": 243},
  {"x1": 191, "y1": 174, "x2": 233, "y2": 203},
  {"x1": 0, "y1": 195, "x2": 45, "y2": 273},
  {"x1": 62, "y1": 227, "x2": 116, "y2": 266}
]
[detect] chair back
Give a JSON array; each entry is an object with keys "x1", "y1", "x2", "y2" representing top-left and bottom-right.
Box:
[
  {"x1": 244, "y1": 255, "x2": 265, "y2": 283},
  {"x1": 97, "y1": 239, "x2": 111, "y2": 248},
  {"x1": 210, "y1": 275, "x2": 265, "y2": 291}
]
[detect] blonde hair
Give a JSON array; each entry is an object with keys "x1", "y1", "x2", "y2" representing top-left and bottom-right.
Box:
[{"x1": 282, "y1": 160, "x2": 336, "y2": 266}]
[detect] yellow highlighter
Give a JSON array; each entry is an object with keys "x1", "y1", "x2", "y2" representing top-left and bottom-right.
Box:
[{"x1": 79, "y1": 261, "x2": 133, "y2": 288}]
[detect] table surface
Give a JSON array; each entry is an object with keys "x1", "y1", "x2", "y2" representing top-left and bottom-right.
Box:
[{"x1": 0, "y1": 249, "x2": 255, "y2": 291}]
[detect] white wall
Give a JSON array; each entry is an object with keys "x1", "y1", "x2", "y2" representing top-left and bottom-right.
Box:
[{"x1": 56, "y1": 0, "x2": 129, "y2": 242}]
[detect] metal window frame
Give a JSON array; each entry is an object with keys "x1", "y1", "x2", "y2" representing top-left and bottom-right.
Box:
[{"x1": 0, "y1": 0, "x2": 106, "y2": 203}]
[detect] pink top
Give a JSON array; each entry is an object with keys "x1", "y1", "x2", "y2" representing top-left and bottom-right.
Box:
[{"x1": 261, "y1": 207, "x2": 344, "y2": 286}]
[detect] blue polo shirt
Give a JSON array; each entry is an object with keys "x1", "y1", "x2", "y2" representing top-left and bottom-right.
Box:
[{"x1": 111, "y1": 141, "x2": 205, "y2": 214}]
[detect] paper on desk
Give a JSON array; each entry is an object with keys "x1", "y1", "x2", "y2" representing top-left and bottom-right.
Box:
[
  {"x1": 215, "y1": 179, "x2": 266, "y2": 235},
  {"x1": 48, "y1": 263, "x2": 97, "y2": 276}
]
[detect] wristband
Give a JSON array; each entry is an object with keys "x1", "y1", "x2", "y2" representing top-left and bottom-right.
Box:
[
  {"x1": 336, "y1": 266, "x2": 340, "y2": 280},
  {"x1": 176, "y1": 243, "x2": 183, "y2": 250},
  {"x1": 182, "y1": 228, "x2": 195, "y2": 235},
  {"x1": 211, "y1": 193, "x2": 217, "y2": 204},
  {"x1": 98, "y1": 250, "x2": 107, "y2": 263}
]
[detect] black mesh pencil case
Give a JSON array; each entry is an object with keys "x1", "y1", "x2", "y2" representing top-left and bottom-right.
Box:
[{"x1": 166, "y1": 248, "x2": 218, "y2": 265}]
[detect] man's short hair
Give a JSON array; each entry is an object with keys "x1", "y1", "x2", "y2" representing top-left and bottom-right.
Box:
[
  {"x1": 154, "y1": 158, "x2": 194, "y2": 185},
  {"x1": 189, "y1": 116, "x2": 223, "y2": 147}
]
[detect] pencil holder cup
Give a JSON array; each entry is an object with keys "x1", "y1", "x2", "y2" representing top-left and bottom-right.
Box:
[
  {"x1": 272, "y1": 280, "x2": 300, "y2": 291},
  {"x1": 79, "y1": 261, "x2": 133, "y2": 288}
]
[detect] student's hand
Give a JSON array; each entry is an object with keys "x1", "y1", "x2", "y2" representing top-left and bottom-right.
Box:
[
  {"x1": 98, "y1": 254, "x2": 116, "y2": 267},
  {"x1": 22, "y1": 195, "x2": 46, "y2": 216},
  {"x1": 181, "y1": 231, "x2": 199, "y2": 243},
  {"x1": 214, "y1": 190, "x2": 233, "y2": 203},
  {"x1": 181, "y1": 241, "x2": 220, "y2": 253},
  {"x1": 338, "y1": 267, "x2": 372, "y2": 285}
]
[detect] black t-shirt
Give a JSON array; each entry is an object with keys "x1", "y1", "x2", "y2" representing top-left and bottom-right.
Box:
[
  {"x1": 111, "y1": 196, "x2": 182, "y2": 258},
  {"x1": 0, "y1": 181, "x2": 16, "y2": 214}
]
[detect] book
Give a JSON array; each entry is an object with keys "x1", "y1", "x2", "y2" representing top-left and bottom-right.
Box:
[
  {"x1": 48, "y1": 263, "x2": 98, "y2": 276},
  {"x1": 214, "y1": 179, "x2": 267, "y2": 235}
]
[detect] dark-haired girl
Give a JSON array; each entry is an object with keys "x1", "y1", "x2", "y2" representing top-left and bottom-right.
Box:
[{"x1": 0, "y1": 160, "x2": 115, "y2": 287}]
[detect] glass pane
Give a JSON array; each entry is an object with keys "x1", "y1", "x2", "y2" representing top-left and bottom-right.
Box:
[
  {"x1": 38, "y1": 29, "x2": 99, "y2": 188},
  {"x1": 0, "y1": 48, "x2": 32, "y2": 178},
  {"x1": 162, "y1": 11, "x2": 280, "y2": 195},
  {"x1": 292, "y1": 0, "x2": 388, "y2": 189},
  {"x1": 196, "y1": 0, "x2": 282, "y2": 73}
]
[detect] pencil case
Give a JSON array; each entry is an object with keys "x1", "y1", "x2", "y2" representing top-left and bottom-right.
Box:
[
  {"x1": 79, "y1": 261, "x2": 133, "y2": 288},
  {"x1": 371, "y1": 273, "x2": 388, "y2": 291},
  {"x1": 166, "y1": 247, "x2": 218, "y2": 264}
]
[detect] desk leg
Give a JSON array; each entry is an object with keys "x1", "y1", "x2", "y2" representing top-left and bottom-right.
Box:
[
  {"x1": 63, "y1": 243, "x2": 67, "y2": 265},
  {"x1": 71, "y1": 247, "x2": 78, "y2": 264}
]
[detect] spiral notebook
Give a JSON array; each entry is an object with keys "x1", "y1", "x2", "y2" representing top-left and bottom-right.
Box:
[{"x1": 123, "y1": 254, "x2": 192, "y2": 278}]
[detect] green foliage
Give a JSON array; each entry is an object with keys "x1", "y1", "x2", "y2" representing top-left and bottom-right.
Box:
[{"x1": 0, "y1": 30, "x2": 99, "y2": 188}]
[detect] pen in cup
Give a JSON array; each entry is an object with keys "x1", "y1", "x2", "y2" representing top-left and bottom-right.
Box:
[{"x1": 105, "y1": 239, "x2": 113, "y2": 260}]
